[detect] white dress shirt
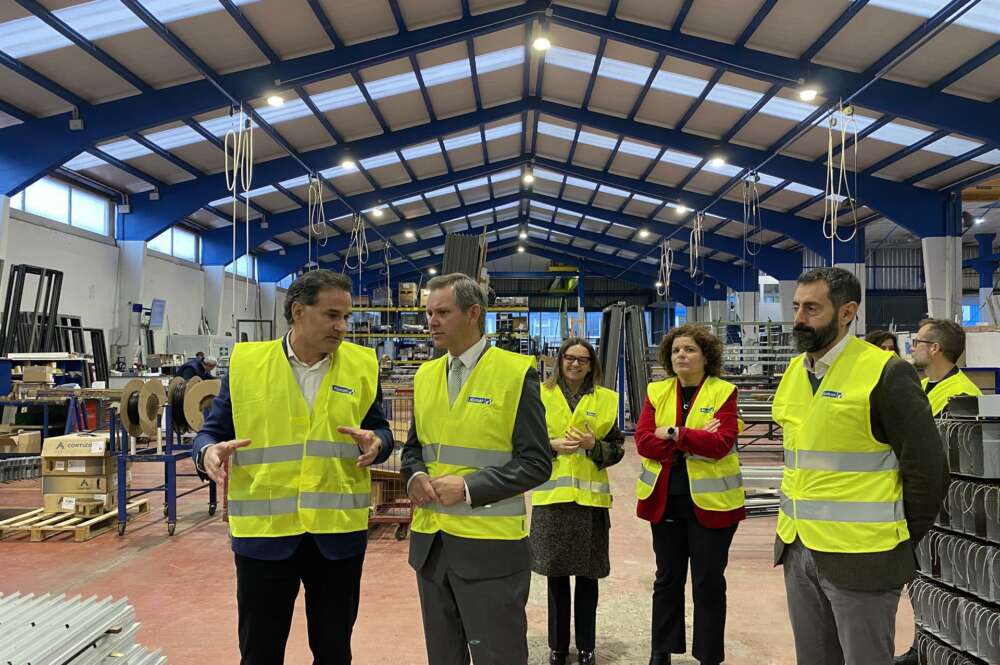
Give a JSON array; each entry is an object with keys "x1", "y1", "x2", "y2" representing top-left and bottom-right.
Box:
[
  {"x1": 286, "y1": 333, "x2": 331, "y2": 407},
  {"x1": 804, "y1": 332, "x2": 852, "y2": 379}
]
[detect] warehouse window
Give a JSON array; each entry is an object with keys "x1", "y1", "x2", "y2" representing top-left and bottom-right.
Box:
[
  {"x1": 277, "y1": 274, "x2": 295, "y2": 289},
  {"x1": 226, "y1": 254, "x2": 256, "y2": 279},
  {"x1": 147, "y1": 226, "x2": 200, "y2": 263},
  {"x1": 9, "y1": 176, "x2": 111, "y2": 235}
]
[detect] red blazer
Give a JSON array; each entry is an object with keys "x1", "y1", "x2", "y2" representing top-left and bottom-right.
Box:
[{"x1": 634, "y1": 381, "x2": 745, "y2": 528}]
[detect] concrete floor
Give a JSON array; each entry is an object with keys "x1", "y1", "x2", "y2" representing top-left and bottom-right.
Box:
[{"x1": 0, "y1": 444, "x2": 915, "y2": 664}]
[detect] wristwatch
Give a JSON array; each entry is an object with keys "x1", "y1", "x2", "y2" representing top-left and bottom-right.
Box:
[{"x1": 666, "y1": 426, "x2": 677, "y2": 439}]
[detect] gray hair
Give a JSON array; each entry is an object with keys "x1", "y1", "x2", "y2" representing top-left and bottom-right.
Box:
[
  {"x1": 284, "y1": 269, "x2": 353, "y2": 325},
  {"x1": 202, "y1": 356, "x2": 218, "y2": 367},
  {"x1": 427, "y1": 273, "x2": 487, "y2": 333}
]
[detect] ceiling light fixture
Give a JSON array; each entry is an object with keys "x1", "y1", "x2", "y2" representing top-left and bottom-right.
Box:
[
  {"x1": 340, "y1": 158, "x2": 356, "y2": 170},
  {"x1": 533, "y1": 36, "x2": 551, "y2": 51},
  {"x1": 522, "y1": 170, "x2": 535, "y2": 184},
  {"x1": 267, "y1": 95, "x2": 285, "y2": 107},
  {"x1": 428, "y1": 267, "x2": 438, "y2": 275},
  {"x1": 518, "y1": 246, "x2": 526, "y2": 253},
  {"x1": 708, "y1": 156, "x2": 726, "y2": 168},
  {"x1": 655, "y1": 281, "x2": 663, "y2": 288},
  {"x1": 404, "y1": 229, "x2": 416, "y2": 238},
  {"x1": 519, "y1": 230, "x2": 528, "y2": 239},
  {"x1": 676, "y1": 205, "x2": 689, "y2": 215},
  {"x1": 371, "y1": 208, "x2": 384, "y2": 218},
  {"x1": 639, "y1": 229, "x2": 650, "y2": 238},
  {"x1": 798, "y1": 87, "x2": 818, "y2": 102},
  {"x1": 975, "y1": 217, "x2": 985, "y2": 224}
]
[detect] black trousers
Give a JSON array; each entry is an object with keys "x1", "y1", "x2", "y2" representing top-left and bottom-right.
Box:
[
  {"x1": 235, "y1": 536, "x2": 364, "y2": 665},
  {"x1": 650, "y1": 514, "x2": 737, "y2": 665},
  {"x1": 547, "y1": 576, "x2": 599, "y2": 652}
]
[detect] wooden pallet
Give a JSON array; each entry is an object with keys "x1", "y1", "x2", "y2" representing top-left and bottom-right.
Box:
[{"x1": 0, "y1": 499, "x2": 149, "y2": 542}]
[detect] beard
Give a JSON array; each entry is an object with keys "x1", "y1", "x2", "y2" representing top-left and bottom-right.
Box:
[{"x1": 793, "y1": 317, "x2": 839, "y2": 353}]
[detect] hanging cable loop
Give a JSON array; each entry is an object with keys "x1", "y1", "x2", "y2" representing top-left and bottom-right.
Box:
[
  {"x1": 224, "y1": 103, "x2": 254, "y2": 320},
  {"x1": 306, "y1": 175, "x2": 329, "y2": 271},
  {"x1": 343, "y1": 212, "x2": 369, "y2": 274},
  {"x1": 689, "y1": 211, "x2": 705, "y2": 285},
  {"x1": 656, "y1": 240, "x2": 674, "y2": 297},
  {"x1": 823, "y1": 103, "x2": 860, "y2": 264}
]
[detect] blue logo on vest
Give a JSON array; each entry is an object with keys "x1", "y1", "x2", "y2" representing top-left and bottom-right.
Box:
[
  {"x1": 331, "y1": 385, "x2": 355, "y2": 395},
  {"x1": 698, "y1": 406, "x2": 714, "y2": 414},
  {"x1": 467, "y1": 396, "x2": 492, "y2": 405},
  {"x1": 821, "y1": 390, "x2": 843, "y2": 399},
  {"x1": 585, "y1": 410, "x2": 598, "y2": 417}
]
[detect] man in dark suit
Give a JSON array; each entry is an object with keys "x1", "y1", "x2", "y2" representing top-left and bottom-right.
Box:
[
  {"x1": 402, "y1": 273, "x2": 551, "y2": 665},
  {"x1": 177, "y1": 354, "x2": 216, "y2": 380}
]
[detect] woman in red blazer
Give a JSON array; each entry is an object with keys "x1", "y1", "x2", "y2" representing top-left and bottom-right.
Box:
[{"x1": 635, "y1": 325, "x2": 744, "y2": 665}]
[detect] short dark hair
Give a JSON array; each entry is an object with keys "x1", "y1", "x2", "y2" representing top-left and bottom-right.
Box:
[
  {"x1": 864, "y1": 330, "x2": 899, "y2": 353},
  {"x1": 798, "y1": 267, "x2": 862, "y2": 309},
  {"x1": 918, "y1": 318, "x2": 966, "y2": 364},
  {"x1": 545, "y1": 337, "x2": 603, "y2": 389},
  {"x1": 657, "y1": 324, "x2": 724, "y2": 378},
  {"x1": 283, "y1": 270, "x2": 353, "y2": 325},
  {"x1": 426, "y1": 273, "x2": 487, "y2": 333}
]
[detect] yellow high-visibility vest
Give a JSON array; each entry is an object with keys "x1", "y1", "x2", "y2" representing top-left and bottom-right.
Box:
[
  {"x1": 229, "y1": 339, "x2": 378, "y2": 538},
  {"x1": 774, "y1": 337, "x2": 908, "y2": 553},
  {"x1": 532, "y1": 383, "x2": 619, "y2": 508},
  {"x1": 635, "y1": 376, "x2": 744, "y2": 511},
  {"x1": 412, "y1": 346, "x2": 533, "y2": 540},
  {"x1": 921, "y1": 370, "x2": 982, "y2": 416}
]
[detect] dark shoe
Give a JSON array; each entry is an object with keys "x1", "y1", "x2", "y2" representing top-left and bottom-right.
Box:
[
  {"x1": 578, "y1": 651, "x2": 596, "y2": 665},
  {"x1": 550, "y1": 651, "x2": 569, "y2": 665},
  {"x1": 649, "y1": 655, "x2": 670, "y2": 665},
  {"x1": 894, "y1": 647, "x2": 917, "y2": 665}
]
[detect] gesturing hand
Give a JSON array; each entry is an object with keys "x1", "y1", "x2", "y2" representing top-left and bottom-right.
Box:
[
  {"x1": 337, "y1": 426, "x2": 382, "y2": 467},
  {"x1": 203, "y1": 439, "x2": 251, "y2": 484}
]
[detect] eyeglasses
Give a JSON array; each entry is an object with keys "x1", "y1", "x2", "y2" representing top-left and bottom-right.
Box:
[
  {"x1": 563, "y1": 354, "x2": 591, "y2": 366},
  {"x1": 912, "y1": 338, "x2": 936, "y2": 347}
]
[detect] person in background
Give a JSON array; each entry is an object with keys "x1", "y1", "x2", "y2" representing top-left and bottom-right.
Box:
[
  {"x1": 531, "y1": 337, "x2": 624, "y2": 665},
  {"x1": 402, "y1": 273, "x2": 551, "y2": 665},
  {"x1": 635, "y1": 325, "x2": 744, "y2": 665},
  {"x1": 865, "y1": 330, "x2": 900, "y2": 355},
  {"x1": 773, "y1": 267, "x2": 947, "y2": 665},
  {"x1": 894, "y1": 318, "x2": 979, "y2": 665},
  {"x1": 910, "y1": 318, "x2": 982, "y2": 416},
  {"x1": 191, "y1": 270, "x2": 394, "y2": 665},
  {"x1": 178, "y1": 354, "x2": 216, "y2": 380}
]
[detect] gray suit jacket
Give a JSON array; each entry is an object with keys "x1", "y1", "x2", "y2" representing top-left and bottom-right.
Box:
[
  {"x1": 774, "y1": 356, "x2": 950, "y2": 591},
  {"x1": 401, "y1": 353, "x2": 551, "y2": 580}
]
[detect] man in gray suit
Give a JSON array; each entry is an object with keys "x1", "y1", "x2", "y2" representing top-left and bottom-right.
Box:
[{"x1": 402, "y1": 273, "x2": 551, "y2": 665}]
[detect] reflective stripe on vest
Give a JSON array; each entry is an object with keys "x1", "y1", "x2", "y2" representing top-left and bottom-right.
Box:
[
  {"x1": 922, "y1": 370, "x2": 982, "y2": 416},
  {"x1": 228, "y1": 339, "x2": 378, "y2": 538},
  {"x1": 779, "y1": 492, "x2": 905, "y2": 523},
  {"x1": 412, "y1": 346, "x2": 532, "y2": 541},
  {"x1": 773, "y1": 337, "x2": 908, "y2": 554},
  {"x1": 635, "y1": 376, "x2": 744, "y2": 512},
  {"x1": 783, "y1": 448, "x2": 898, "y2": 473},
  {"x1": 532, "y1": 384, "x2": 619, "y2": 508}
]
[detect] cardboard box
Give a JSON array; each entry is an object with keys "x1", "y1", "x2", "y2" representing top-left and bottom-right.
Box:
[
  {"x1": 419, "y1": 288, "x2": 431, "y2": 306},
  {"x1": 42, "y1": 432, "x2": 113, "y2": 477},
  {"x1": 43, "y1": 491, "x2": 116, "y2": 514},
  {"x1": 21, "y1": 365, "x2": 57, "y2": 382},
  {"x1": 41, "y1": 474, "x2": 116, "y2": 495},
  {"x1": 354, "y1": 295, "x2": 370, "y2": 306},
  {"x1": 398, "y1": 282, "x2": 418, "y2": 307},
  {"x1": 43, "y1": 456, "x2": 116, "y2": 476},
  {"x1": 0, "y1": 429, "x2": 41, "y2": 454}
]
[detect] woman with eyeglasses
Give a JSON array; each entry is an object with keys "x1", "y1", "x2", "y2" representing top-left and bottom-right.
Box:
[
  {"x1": 635, "y1": 325, "x2": 744, "y2": 665},
  {"x1": 531, "y1": 337, "x2": 624, "y2": 665}
]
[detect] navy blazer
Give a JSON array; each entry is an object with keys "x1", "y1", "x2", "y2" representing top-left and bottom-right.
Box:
[{"x1": 192, "y1": 347, "x2": 394, "y2": 561}]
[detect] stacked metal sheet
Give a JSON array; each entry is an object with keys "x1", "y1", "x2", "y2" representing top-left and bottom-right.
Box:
[
  {"x1": 0, "y1": 456, "x2": 41, "y2": 483},
  {"x1": 0, "y1": 592, "x2": 167, "y2": 664},
  {"x1": 442, "y1": 234, "x2": 484, "y2": 279}
]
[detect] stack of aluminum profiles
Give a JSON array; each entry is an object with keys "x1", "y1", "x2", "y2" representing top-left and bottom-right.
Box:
[
  {"x1": 0, "y1": 456, "x2": 41, "y2": 483},
  {"x1": 0, "y1": 592, "x2": 167, "y2": 664}
]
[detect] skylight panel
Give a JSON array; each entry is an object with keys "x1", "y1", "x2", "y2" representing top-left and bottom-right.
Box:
[
  {"x1": 564, "y1": 176, "x2": 597, "y2": 190},
  {"x1": 531, "y1": 201, "x2": 557, "y2": 211},
  {"x1": 545, "y1": 46, "x2": 597, "y2": 75},
  {"x1": 424, "y1": 186, "x2": 456, "y2": 199},
  {"x1": 597, "y1": 56, "x2": 655, "y2": 84},
  {"x1": 869, "y1": 0, "x2": 1000, "y2": 35},
  {"x1": 359, "y1": 152, "x2": 400, "y2": 170},
  {"x1": 619, "y1": 140, "x2": 660, "y2": 160},
  {"x1": 632, "y1": 194, "x2": 663, "y2": 205},
  {"x1": 785, "y1": 182, "x2": 824, "y2": 196},
  {"x1": 364, "y1": 71, "x2": 420, "y2": 100},
  {"x1": 442, "y1": 130, "x2": 482, "y2": 151},
  {"x1": 706, "y1": 84, "x2": 765, "y2": 110},
  {"x1": 483, "y1": 121, "x2": 522, "y2": 141},
  {"x1": 401, "y1": 142, "x2": 442, "y2": 161},
  {"x1": 489, "y1": 169, "x2": 521, "y2": 183},
  {"x1": 650, "y1": 70, "x2": 708, "y2": 98},
  {"x1": 661, "y1": 150, "x2": 703, "y2": 169},
  {"x1": 575, "y1": 130, "x2": 619, "y2": 151},
  {"x1": 868, "y1": 123, "x2": 933, "y2": 146},
  {"x1": 923, "y1": 136, "x2": 984, "y2": 158},
  {"x1": 598, "y1": 184, "x2": 631, "y2": 198},
  {"x1": 537, "y1": 121, "x2": 577, "y2": 142},
  {"x1": 0, "y1": 0, "x2": 259, "y2": 58},
  {"x1": 533, "y1": 168, "x2": 563, "y2": 182},
  {"x1": 495, "y1": 201, "x2": 521, "y2": 211},
  {"x1": 457, "y1": 177, "x2": 489, "y2": 191}
]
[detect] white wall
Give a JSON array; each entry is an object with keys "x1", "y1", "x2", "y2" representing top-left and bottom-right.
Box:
[
  {"x1": 4, "y1": 215, "x2": 119, "y2": 333},
  {"x1": 143, "y1": 254, "x2": 204, "y2": 350}
]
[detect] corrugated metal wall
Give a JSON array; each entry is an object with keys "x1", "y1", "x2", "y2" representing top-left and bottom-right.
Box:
[{"x1": 866, "y1": 247, "x2": 924, "y2": 290}]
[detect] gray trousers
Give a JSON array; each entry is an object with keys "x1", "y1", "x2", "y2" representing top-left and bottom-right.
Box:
[
  {"x1": 416, "y1": 536, "x2": 531, "y2": 665},
  {"x1": 783, "y1": 541, "x2": 902, "y2": 665}
]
